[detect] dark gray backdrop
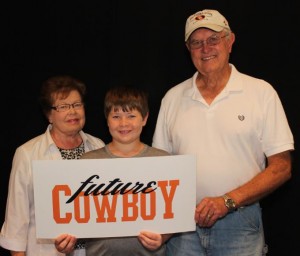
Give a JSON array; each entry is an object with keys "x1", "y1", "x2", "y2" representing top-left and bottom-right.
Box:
[{"x1": 1, "y1": 1, "x2": 299, "y2": 255}]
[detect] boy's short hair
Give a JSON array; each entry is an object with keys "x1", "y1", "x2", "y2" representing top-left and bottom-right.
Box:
[{"x1": 104, "y1": 86, "x2": 149, "y2": 119}]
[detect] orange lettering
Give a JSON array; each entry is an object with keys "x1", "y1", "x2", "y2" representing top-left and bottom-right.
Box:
[
  {"x1": 122, "y1": 192, "x2": 139, "y2": 221},
  {"x1": 52, "y1": 185, "x2": 72, "y2": 223},
  {"x1": 157, "y1": 180, "x2": 179, "y2": 219},
  {"x1": 74, "y1": 191, "x2": 90, "y2": 223},
  {"x1": 93, "y1": 194, "x2": 118, "y2": 222},
  {"x1": 140, "y1": 189, "x2": 156, "y2": 220}
]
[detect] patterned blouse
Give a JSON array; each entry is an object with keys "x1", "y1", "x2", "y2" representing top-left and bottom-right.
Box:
[
  {"x1": 58, "y1": 142, "x2": 85, "y2": 160},
  {"x1": 58, "y1": 142, "x2": 86, "y2": 250}
]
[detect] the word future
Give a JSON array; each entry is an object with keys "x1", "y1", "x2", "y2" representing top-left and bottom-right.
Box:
[{"x1": 52, "y1": 174, "x2": 180, "y2": 223}]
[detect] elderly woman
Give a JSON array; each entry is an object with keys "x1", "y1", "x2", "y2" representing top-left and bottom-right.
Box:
[{"x1": 0, "y1": 75, "x2": 105, "y2": 256}]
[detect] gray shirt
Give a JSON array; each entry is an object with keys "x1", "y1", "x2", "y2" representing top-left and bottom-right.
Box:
[{"x1": 81, "y1": 144, "x2": 170, "y2": 256}]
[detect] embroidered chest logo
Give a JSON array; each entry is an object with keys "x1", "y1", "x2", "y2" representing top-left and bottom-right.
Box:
[{"x1": 238, "y1": 115, "x2": 245, "y2": 121}]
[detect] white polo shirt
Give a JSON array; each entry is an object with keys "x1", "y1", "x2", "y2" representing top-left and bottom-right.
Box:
[{"x1": 153, "y1": 64, "x2": 294, "y2": 204}]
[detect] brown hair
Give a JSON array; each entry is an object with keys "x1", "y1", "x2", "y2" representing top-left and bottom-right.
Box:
[
  {"x1": 39, "y1": 75, "x2": 86, "y2": 117},
  {"x1": 104, "y1": 86, "x2": 149, "y2": 119}
]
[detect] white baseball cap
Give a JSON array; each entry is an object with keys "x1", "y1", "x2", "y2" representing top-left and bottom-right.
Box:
[{"x1": 185, "y1": 9, "x2": 231, "y2": 41}]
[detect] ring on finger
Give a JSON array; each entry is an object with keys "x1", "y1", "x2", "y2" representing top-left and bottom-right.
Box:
[{"x1": 207, "y1": 213, "x2": 214, "y2": 220}]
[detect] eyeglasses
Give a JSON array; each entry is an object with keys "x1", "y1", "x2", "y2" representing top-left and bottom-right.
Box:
[
  {"x1": 51, "y1": 102, "x2": 84, "y2": 112},
  {"x1": 188, "y1": 34, "x2": 228, "y2": 50}
]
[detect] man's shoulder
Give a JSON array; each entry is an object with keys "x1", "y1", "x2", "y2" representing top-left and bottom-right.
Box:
[
  {"x1": 232, "y1": 65, "x2": 273, "y2": 90},
  {"x1": 162, "y1": 76, "x2": 194, "y2": 102},
  {"x1": 168, "y1": 76, "x2": 193, "y2": 92}
]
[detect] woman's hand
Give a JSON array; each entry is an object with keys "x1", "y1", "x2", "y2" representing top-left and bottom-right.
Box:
[{"x1": 54, "y1": 233, "x2": 77, "y2": 254}]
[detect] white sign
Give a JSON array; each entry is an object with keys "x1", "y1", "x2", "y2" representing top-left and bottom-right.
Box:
[{"x1": 33, "y1": 155, "x2": 196, "y2": 238}]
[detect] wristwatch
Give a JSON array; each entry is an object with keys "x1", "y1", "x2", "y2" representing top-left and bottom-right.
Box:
[{"x1": 222, "y1": 194, "x2": 236, "y2": 212}]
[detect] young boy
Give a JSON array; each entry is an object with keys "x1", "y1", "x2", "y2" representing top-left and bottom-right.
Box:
[{"x1": 55, "y1": 86, "x2": 172, "y2": 255}]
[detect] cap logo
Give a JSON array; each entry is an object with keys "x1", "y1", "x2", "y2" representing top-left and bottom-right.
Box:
[
  {"x1": 195, "y1": 14, "x2": 205, "y2": 21},
  {"x1": 185, "y1": 9, "x2": 230, "y2": 42}
]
